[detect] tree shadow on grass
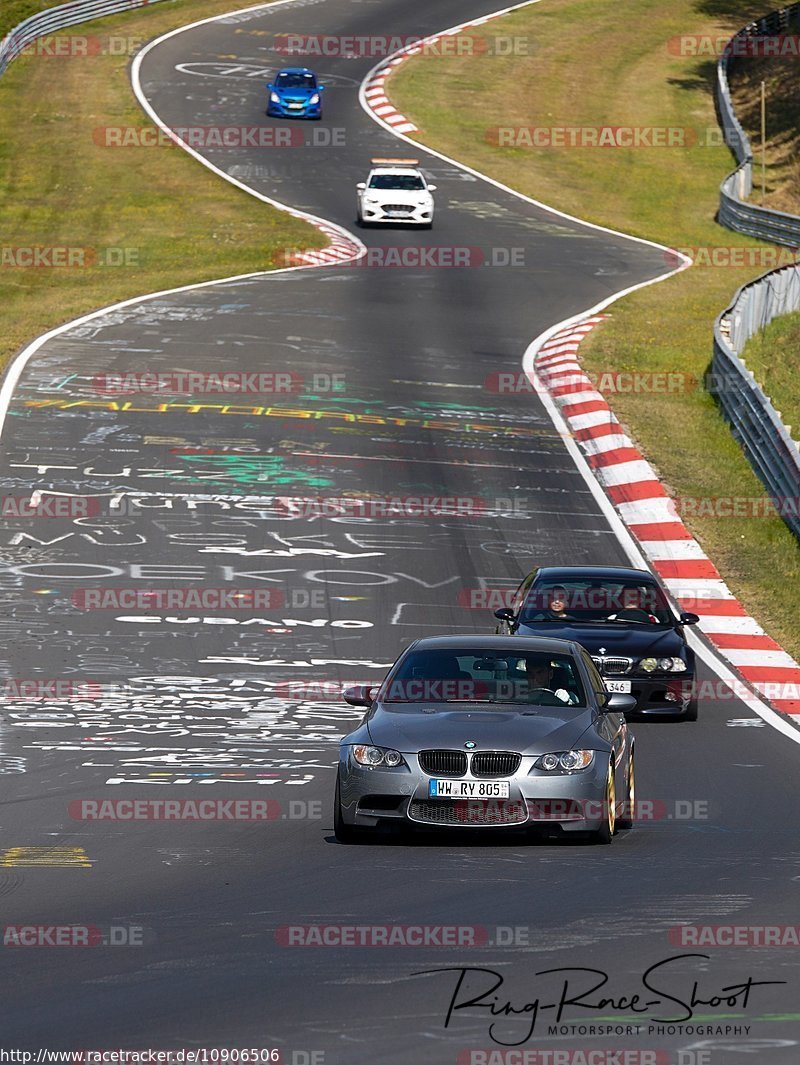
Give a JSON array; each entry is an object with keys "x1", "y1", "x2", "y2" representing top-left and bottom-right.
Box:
[
  {"x1": 691, "y1": 0, "x2": 788, "y2": 25},
  {"x1": 666, "y1": 59, "x2": 719, "y2": 95}
]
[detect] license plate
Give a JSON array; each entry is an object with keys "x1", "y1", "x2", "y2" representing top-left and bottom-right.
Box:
[
  {"x1": 287, "y1": 104, "x2": 304, "y2": 110},
  {"x1": 384, "y1": 210, "x2": 407, "y2": 218},
  {"x1": 429, "y1": 779, "x2": 510, "y2": 799},
  {"x1": 605, "y1": 679, "x2": 632, "y2": 693}
]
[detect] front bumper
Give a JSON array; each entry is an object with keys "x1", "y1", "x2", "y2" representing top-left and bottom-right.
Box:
[
  {"x1": 610, "y1": 675, "x2": 695, "y2": 716},
  {"x1": 337, "y1": 750, "x2": 614, "y2": 833},
  {"x1": 359, "y1": 201, "x2": 433, "y2": 225},
  {"x1": 267, "y1": 100, "x2": 321, "y2": 118}
]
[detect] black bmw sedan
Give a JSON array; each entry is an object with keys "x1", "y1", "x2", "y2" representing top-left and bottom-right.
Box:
[{"x1": 494, "y1": 566, "x2": 700, "y2": 720}]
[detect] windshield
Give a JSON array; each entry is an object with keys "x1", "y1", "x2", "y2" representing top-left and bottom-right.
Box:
[
  {"x1": 521, "y1": 580, "x2": 672, "y2": 625},
  {"x1": 368, "y1": 174, "x2": 425, "y2": 190},
  {"x1": 382, "y1": 649, "x2": 586, "y2": 707},
  {"x1": 275, "y1": 72, "x2": 316, "y2": 89}
]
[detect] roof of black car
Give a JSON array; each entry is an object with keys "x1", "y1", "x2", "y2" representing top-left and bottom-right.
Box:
[
  {"x1": 532, "y1": 565, "x2": 657, "y2": 583},
  {"x1": 408, "y1": 634, "x2": 580, "y2": 654}
]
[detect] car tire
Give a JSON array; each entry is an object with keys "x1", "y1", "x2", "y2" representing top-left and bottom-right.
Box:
[
  {"x1": 334, "y1": 772, "x2": 363, "y2": 844},
  {"x1": 683, "y1": 699, "x2": 698, "y2": 722},
  {"x1": 589, "y1": 761, "x2": 616, "y2": 845},
  {"x1": 617, "y1": 749, "x2": 635, "y2": 830}
]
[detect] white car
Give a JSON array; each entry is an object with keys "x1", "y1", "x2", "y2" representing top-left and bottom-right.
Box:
[{"x1": 356, "y1": 159, "x2": 436, "y2": 228}]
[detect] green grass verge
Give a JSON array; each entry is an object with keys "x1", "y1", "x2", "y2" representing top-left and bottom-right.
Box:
[
  {"x1": 0, "y1": 0, "x2": 326, "y2": 372},
  {"x1": 2, "y1": 1, "x2": 66, "y2": 39},
  {"x1": 389, "y1": 0, "x2": 800, "y2": 659},
  {"x1": 740, "y1": 309, "x2": 800, "y2": 435}
]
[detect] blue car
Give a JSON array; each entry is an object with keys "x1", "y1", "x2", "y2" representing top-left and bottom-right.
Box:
[{"x1": 266, "y1": 67, "x2": 324, "y2": 119}]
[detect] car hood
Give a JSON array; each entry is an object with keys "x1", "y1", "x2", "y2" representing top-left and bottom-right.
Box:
[
  {"x1": 364, "y1": 188, "x2": 430, "y2": 204},
  {"x1": 275, "y1": 86, "x2": 316, "y2": 99},
  {"x1": 515, "y1": 621, "x2": 686, "y2": 657},
  {"x1": 366, "y1": 702, "x2": 599, "y2": 756}
]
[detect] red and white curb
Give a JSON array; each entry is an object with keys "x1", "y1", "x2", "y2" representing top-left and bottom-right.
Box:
[
  {"x1": 535, "y1": 315, "x2": 800, "y2": 718},
  {"x1": 363, "y1": 57, "x2": 418, "y2": 134},
  {"x1": 362, "y1": 10, "x2": 518, "y2": 135},
  {"x1": 287, "y1": 218, "x2": 361, "y2": 266}
]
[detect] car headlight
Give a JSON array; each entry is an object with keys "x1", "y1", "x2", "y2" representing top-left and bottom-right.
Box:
[
  {"x1": 308, "y1": 93, "x2": 320, "y2": 105},
  {"x1": 365, "y1": 197, "x2": 381, "y2": 204},
  {"x1": 660, "y1": 657, "x2": 687, "y2": 672},
  {"x1": 270, "y1": 92, "x2": 280, "y2": 103},
  {"x1": 534, "y1": 750, "x2": 594, "y2": 772},
  {"x1": 640, "y1": 656, "x2": 686, "y2": 673},
  {"x1": 352, "y1": 745, "x2": 405, "y2": 768}
]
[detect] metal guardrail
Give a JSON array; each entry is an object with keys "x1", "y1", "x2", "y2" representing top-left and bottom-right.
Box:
[
  {"x1": 712, "y1": 263, "x2": 800, "y2": 539},
  {"x1": 712, "y1": 6, "x2": 800, "y2": 538},
  {"x1": 716, "y1": 3, "x2": 800, "y2": 245},
  {"x1": 0, "y1": 0, "x2": 167, "y2": 77}
]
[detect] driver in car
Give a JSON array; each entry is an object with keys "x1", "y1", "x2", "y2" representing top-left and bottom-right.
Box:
[
  {"x1": 606, "y1": 586, "x2": 658, "y2": 624},
  {"x1": 520, "y1": 655, "x2": 579, "y2": 705},
  {"x1": 527, "y1": 586, "x2": 577, "y2": 621}
]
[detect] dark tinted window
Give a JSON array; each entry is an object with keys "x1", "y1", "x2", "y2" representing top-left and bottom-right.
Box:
[
  {"x1": 276, "y1": 72, "x2": 316, "y2": 88},
  {"x1": 368, "y1": 174, "x2": 425, "y2": 190},
  {"x1": 383, "y1": 648, "x2": 586, "y2": 706},
  {"x1": 522, "y1": 578, "x2": 671, "y2": 625}
]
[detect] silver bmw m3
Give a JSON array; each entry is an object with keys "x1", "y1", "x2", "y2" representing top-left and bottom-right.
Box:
[{"x1": 334, "y1": 635, "x2": 636, "y2": 844}]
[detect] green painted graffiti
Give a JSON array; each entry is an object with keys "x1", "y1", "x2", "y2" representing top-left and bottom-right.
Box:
[{"x1": 176, "y1": 454, "x2": 334, "y2": 487}]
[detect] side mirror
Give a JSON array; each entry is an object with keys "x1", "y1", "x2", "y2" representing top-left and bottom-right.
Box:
[
  {"x1": 603, "y1": 692, "x2": 637, "y2": 714},
  {"x1": 356, "y1": 182, "x2": 366, "y2": 190},
  {"x1": 427, "y1": 184, "x2": 437, "y2": 191},
  {"x1": 318, "y1": 84, "x2": 326, "y2": 91},
  {"x1": 266, "y1": 83, "x2": 274, "y2": 90},
  {"x1": 494, "y1": 607, "x2": 515, "y2": 622},
  {"x1": 343, "y1": 684, "x2": 378, "y2": 707},
  {"x1": 679, "y1": 611, "x2": 699, "y2": 625}
]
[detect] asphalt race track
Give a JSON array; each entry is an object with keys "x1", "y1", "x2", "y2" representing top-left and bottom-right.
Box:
[{"x1": 1, "y1": 0, "x2": 799, "y2": 1059}]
